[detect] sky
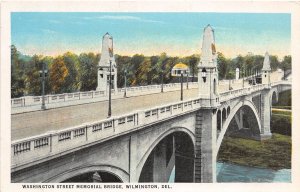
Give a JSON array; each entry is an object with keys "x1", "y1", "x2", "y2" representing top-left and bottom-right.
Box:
[{"x1": 11, "y1": 12, "x2": 291, "y2": 59}]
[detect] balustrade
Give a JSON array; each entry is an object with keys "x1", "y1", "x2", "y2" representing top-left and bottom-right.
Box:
[
  {"x1": 11, "y1": 82, "x2": 199, "y2": 108},
  {"x1": 11, "y1": 81, "x2": 290, "y2": 167}
]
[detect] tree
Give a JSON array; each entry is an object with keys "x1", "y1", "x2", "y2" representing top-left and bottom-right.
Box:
[
  {"x1": 24, "y1": 55, "x2": 43, "y2": 96},
  {"x1": 49, "y1": 56, "x2": 68, "y2": 93},
  {"x1": 244, "y1": 54, "x2": 255, "y2": 77},
  {"x1": 42, "y1": 56, "x2": 54, "y2": 94},
  {"x1": 11, "y1": 45, "x2": 25, "y2": 97},
  {"x1": 157, "y1": 52, "x2": 168, "y2": 86},
  {"x1": 217, "y1": 52, "x2": 229, "y2": 80},
  {"x1": 231, "y1": 55, "x2": 245, "y2": 78},
  {"x1": 78, "y1": 53, "x2": 98, "y2": 91},
  {"x1": 62, "y1": 52, "x2": 79, "y2": 92},
  {"x1": 136, "y1": 58, "x2": 152, "y2": 85},
  {"x1": 130, "y1": 54, "x2": 145, "y2": 86},
  {"x1": 187, "y1": 54, "x2": 199, "y2": 82},
  {"x1": 280, "y1": 55, "x2": 291, "y2": 79},
  {"x1": 116, "y1": 55, "x2": 131, "y2": 87},
  {"x1": 269, "y1": 55, "x2": 279, "y2": 71}
]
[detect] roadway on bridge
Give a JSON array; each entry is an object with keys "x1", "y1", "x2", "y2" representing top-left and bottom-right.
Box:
[{"x1": 12, "y1": 88, "x2": 198, "y2": 140}]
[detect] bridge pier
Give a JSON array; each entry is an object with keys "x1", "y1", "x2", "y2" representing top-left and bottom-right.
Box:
[
  {"x1": 153, "y1": 140, "x2": 168, "y2": 182},
  {"x1": 195, "y1": 109, "x2": 217, "y2": 183},
  {"x1": 129, "y1": 135, "x2": 138, "y2": 182},
  {"x1": 260, "y1": 88, "x2": 272, "y2": 139}
]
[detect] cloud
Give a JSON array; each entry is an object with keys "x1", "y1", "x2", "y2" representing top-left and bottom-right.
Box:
[
  {"x1": 82, "y1": 15, "x2": 164, "y2": 23},
  {"x1": 41, "y1": 29, "x2": 57, "y2": 34}
]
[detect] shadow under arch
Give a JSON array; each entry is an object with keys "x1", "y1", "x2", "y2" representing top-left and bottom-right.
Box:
[
  {"x1": 270, "y1": 88, "x2": 279, "y2": 105},
  {"x1": 137, "y1": 127, "x2": 195, "y2": 183},
  {"x1": 44, "y1": 164, "x2": 129, "y2": 183},
  {"x1": 215, "y1": 100, "x2": 262, "y2": 156}
]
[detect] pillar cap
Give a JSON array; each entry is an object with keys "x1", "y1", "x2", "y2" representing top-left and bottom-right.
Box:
[
  {"x1": 262, "y1": 52, "x2": 271, "y2": 71},
  {"x1": 198, "y1": 24, "x2": 217, "y2": 68},
  {"x1": 99, "y1": 32, "x2": 116, "y2": 68}
]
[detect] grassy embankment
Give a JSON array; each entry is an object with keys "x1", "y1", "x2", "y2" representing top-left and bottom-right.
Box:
[
  {"x1": 271, "y1": 109, "x2": 291, "y2": 136},
  {"x1": 218, "y1": 91, "x2": 292, "y2": 170},
  {"x1": 218, "y1": 133, "x2": 291, "y2": 170}
]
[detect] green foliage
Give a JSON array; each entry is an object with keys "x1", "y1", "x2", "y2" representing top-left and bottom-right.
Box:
[
  {"x1": 271, "y1": 111, "x2": 292, "y2": 136},
  {"x1": 273, "y1": 90, "x2": 291, "y2": 107},
  {"x1": 11, "y1": 45, "x2": 26, "y2": 97},
  {"x1": 24, "y1": 55, "x2": 43, "y2": 95},
  {"x1": 62, "y1": 52, "x2": 80, "y2": 92},
  {"x1": 78, "y1": 53, "x2": 98, "y2": 91},
  {"x1": 11, "y1": 45, "x2": 292, "y2": 98},
  {"x1": 183, "y1": 54, "x2": 199, "y2": 81},
  {"x1": 218, "y1": 134, "x2": 291, "y2": 170},
  {"x1": 217, "y1": 52, "x2": 229, "y2": 79},
  {"x1": 49, "y1": 56, "x2": 68, "y2": 93},
  {"x1": 280, "y1": 55, "x2": 291, "y2": 70}
]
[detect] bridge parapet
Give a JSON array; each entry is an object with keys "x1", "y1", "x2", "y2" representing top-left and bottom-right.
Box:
[
  {"x1": 219, "y1": 80, "x2": 291, "y2": 103},
  {"x1": 11, "y1": 81, "x2": 291, "y2": 172},
  {"x1": 11, "y1": 82, "x2": 198, "y2": 108},
  {"x1": 219, "y1": 84, "x2": 268, "y2": 102},
  {"x1": 11, "y1": 96, "x2": 201, "y2": 171},
  {"x1": 270, "y1": 80, "x2": 292, "y2": 87}
]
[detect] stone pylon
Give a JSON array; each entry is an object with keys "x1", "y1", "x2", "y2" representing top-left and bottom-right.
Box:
[
  {"x1": 97, "y1": 33, "x2": 118, "y2": 92},
  {"x1": 198, "y1": 24, "x2": 219, "y2": 107},
  {"x1": 194, "y1": 25, "x2": 219, "y2": 183},
  {"x1": 262, "y1": 52, "x2": 271, "y2": 85},
  {"x1": 260, "y1": 52, "x2": 272, "y2": 139}
]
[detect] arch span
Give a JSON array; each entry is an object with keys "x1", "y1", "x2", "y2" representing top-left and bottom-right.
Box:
[
  {"x1": 44, "y1": 164, "x2": 129, "y2": 183},
  {"x1": 136, "y1": 127, "x2": 195, "y2": 182},
  {"x1": 215, "y1": 100, "x2": 262, "y2": 156}
]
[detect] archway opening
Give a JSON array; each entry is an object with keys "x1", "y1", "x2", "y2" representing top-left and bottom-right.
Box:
[
  {"x1": 222, "y1": 108, "x2": 227, "y2": 123},
  {"x1": 220, "y1": 105, "x2": 260, "y2": 141},
  {"x1": 217, "y1": 105, "x2": 262, "y2": 182},
  {"x1": 271, "y1": 91, "x2": 278, "y2": 105},
  {"x1": 227, "y1": 106, "x2": 230, "y2": 116},
  {"x1": 217, "y1": 110, "x2": 221, "y2": 132},
  {"x1": 139, "y1": 131, "x2": 194, "y2": 183},
  {"x1": 61, "y1": 171, "x2": 122, "y2": 183}
]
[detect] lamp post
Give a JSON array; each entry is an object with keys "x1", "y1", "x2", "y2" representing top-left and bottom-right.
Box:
[
  {"x1": 186, "y1": 71, "x2": 189, "y2": 89},
  {"x1": 242, "y1": 68, "x2": 245, "y2": 88},
  {"x1": 124, "y1": 68, "x2": 127, "y2": 98},
  {"x1": 39, "y1": 62, "x2": 48, "y2": 110},
  {"x1": 108, "y1": 60, "x2": 112, "y2": 118},
  {"x1": 161, "y1": 70, "x2": 164, "y2": 93},
  {"x1": 180, "y1": 71, "x2": 183, "y2": 101}
]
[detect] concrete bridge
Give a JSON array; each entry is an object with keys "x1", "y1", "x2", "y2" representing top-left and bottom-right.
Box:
[{"x1": 11, "y1": 25, "x2": 292, "y2": 183}]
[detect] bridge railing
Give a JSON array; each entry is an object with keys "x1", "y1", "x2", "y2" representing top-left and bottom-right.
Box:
[
  {"x1": 11, "y1": 81, "x2": 290, "y2": 168},
  {"x1": 11, "y1": 82, "x2": 198, "y2": 108},
  {"x1": 11, "y1": 96, "x2": 201, "y2": 168},
  {"x1": 219, "y1": 84, "x2": 268, "y2": 102},
  {"x1": 219, "y1": 80, "x2": 291, "y2": 103},
  {"x1": 270, "y1": 80, "x2": 292, "y2": 87}
]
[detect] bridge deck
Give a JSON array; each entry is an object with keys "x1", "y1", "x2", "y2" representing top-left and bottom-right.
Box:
[
  {"x1": 12, "y1": 89, "x2": 198, "y2": 140},
  {"x1": 11, "y1": 71, "x2": 285, "y2": 141}
]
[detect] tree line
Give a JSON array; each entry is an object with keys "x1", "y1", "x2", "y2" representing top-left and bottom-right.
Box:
[{"x1": 11, "y1": 45, "x2": 291, "y2": 98}]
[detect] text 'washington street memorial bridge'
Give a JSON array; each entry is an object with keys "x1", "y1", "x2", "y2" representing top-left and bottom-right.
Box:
[{"x1": 11, "y1": 25, "x2": 291, "y2": 183}]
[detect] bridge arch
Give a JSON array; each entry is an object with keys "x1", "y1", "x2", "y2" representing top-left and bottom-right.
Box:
[
  {"x1": 270, "y1": 88, "x2": 279, "y2": 105},
  {"x1": 44, "y1": 164, "x2": 129, "y2": 183},
  {"x1": 136, "y1": 127, "x2": 195, "y2": 182},
  {"x1": 222, "y1": 108, "x2": 227, "y2": 123},
  {"x1": 227, "y1": 106, "x2": 231, "y2": 115},
  {"x1": 215, "y1": 100, "x2": 262, "y2": 156}
]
